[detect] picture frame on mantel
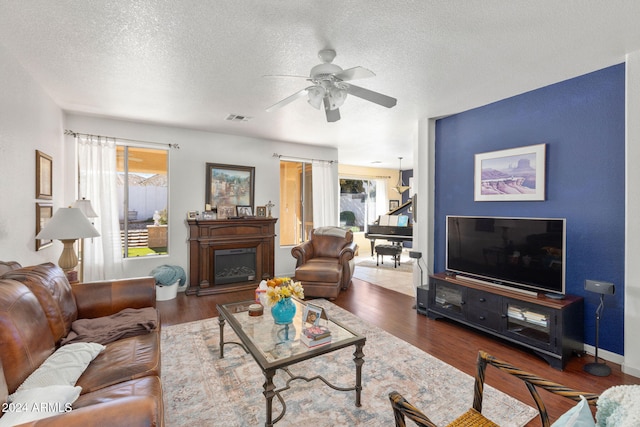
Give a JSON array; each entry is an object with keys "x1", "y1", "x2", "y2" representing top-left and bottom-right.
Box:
[
  {"x1": 36, "y1": 150, "x2": 53, "y2": 200},
  {"x1": 205, "y1": 163, "x2": 255, "y2": 211},
  {"x1": 474, "y1": 143, "x2": 546, "y2": 202}
]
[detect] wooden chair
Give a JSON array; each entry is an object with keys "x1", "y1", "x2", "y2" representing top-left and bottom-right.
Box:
[{"x1": 389, "y1": 350, "x2": 599, "y2": 427}]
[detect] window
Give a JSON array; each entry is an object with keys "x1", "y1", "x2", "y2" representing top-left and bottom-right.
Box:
[
  {"x1": 116, "y1": 145, "x2": 169, "y2": 257},
  {"x1": 339, "y1": 178, "x2": 378, "y2": 232},
  {"x1": 279, "y1": 161, "x2": 313, "y2": 245}
]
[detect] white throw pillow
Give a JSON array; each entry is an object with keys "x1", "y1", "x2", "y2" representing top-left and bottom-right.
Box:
[
  {"x1": 0, "y1": 385, "x2": 81, "y2": 426},
  {"x1": 551, "y1": 395, "x2": 595, "y2": 427},
  {"x1": 13, "y1": 342, "x2": 105, "y2": 394}
]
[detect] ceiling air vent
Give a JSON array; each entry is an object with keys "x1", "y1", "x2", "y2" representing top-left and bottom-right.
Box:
[{"x1": 225, "y1": 114, "x2": 252, "y2": 122}]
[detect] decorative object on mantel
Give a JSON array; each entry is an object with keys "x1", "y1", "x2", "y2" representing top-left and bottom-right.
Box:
[
  {"x1": 256, "y1": 206, "x2": 267, "y2": 217},
  {"x1": 265, "y1": 277, "x2": 304, "y2": 324},
  {"x1": 265, "y1": 200, "x2": 275, "y2": 218},
  {"x1": 35, "y1": 207, "x2": 100, "y2": 282}
]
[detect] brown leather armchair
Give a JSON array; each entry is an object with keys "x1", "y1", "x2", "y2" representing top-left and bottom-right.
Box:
[{"x1": 291, "y1": 226, "x2": 358, "y2": 300}]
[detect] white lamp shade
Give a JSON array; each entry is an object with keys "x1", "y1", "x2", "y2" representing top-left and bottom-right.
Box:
[
  {"x1": 36, "y1": 207, "x2": 100, "y2": 240},
  {"x1": 72, "y1": 198, "x2": 98, "y2": 218}
]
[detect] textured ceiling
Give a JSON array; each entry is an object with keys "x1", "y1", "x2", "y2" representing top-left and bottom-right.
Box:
[{"x1": 2, "y1": 1, "x2": 640, "y2": 169}]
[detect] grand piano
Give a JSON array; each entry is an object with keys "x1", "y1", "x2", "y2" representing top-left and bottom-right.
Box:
[{"x1": 364, "y1": 199, "x2": 413, "y2": 256}]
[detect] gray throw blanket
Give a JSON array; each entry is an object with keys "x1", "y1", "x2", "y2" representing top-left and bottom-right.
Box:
[{"x1": 61, "y1": 307, "x2": 158, "y2": 346}]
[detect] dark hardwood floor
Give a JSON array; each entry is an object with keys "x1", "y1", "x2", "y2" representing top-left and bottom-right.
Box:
[{"x1": 157, "y1": 278, "x2": 639, "y2": 426}]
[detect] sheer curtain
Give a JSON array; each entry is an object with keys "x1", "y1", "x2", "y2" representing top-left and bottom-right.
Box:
[
  {"x1": 312, "y1": 160, "x2": 339, "y2": 227},
  {"x1": 375, "y1": 178, "x2": 389, "y2": 217},
  {"x1": 77, "y1": 135, "x2": 123, "y2": 281}
]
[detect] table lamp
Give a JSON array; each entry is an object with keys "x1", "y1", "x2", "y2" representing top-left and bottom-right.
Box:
[{"x1": 36, "y1": 207, "x2": 100, "y2": 277}]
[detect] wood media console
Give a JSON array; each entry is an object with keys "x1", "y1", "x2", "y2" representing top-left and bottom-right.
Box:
[
  {"x1": 186, "y1": 217, "x2": 277, "y2": 296},
  {"x1": 417, "y1": 273, "x2": 584, "y2": 369}
]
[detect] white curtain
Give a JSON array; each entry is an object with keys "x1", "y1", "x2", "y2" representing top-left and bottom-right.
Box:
[
  {"x1": 312, "y1": 160, "x2": 339, "y2": 227},
  {"x1": 77, "y1": 135, "x2": 123, "y2": 281},
  {"x1": 375, "y1": 178, "x2": 389, "y2": 217}
]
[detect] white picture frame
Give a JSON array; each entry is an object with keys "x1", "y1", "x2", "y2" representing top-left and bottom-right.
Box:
[
  {"x1": 302, "y1": 304, "x2": 324, "y2": 326},
  {"x1": 474, "y1": 143, "x2": 546, "y2": 201}
]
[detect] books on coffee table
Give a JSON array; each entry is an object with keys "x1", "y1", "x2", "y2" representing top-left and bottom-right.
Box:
[{"x1": 301, "y1": 325, "x2": 332, "y2": 348}]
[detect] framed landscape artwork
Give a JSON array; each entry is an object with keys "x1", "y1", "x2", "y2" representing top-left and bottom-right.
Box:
[
  {"x1": 205, "y1": 163, "x2": 255, "y2": 211},
  {"x1": 474, "y1": 143, "x2": 546, "y2": 202}
]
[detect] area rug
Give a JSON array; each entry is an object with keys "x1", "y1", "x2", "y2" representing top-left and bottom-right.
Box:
[
  {"x1": 356, "y1": 257, "x2": 414, "y2": 273},
  {"x1": 161, "y1": 300, "x2": 537, "y2": 426}
]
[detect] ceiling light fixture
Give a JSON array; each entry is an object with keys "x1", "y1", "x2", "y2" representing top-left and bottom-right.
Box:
[
  {"x1": 393, "y1": 157, "x2": 410, "y2": 194},
  {"x1": 307, "y1": 85, "x2": 326, "y2": 110}
]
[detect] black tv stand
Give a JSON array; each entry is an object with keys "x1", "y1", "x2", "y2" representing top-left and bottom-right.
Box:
[{"x1": 419, "y1": 273, "x2": 584, "y2": 370}]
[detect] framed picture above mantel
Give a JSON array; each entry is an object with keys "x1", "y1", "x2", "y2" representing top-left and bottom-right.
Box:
[{"x1": 205, "y1": 163, "x2": 255, "y2": 212}]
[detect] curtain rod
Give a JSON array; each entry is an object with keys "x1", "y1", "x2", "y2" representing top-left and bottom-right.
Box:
[
  {"x1": 272, "y1": 153, "x2": 337, "y2": 164},
  {"x1": 64, "y1": 129, "x2": 180, "y2": 149},
  {"x1": 340, "y1": 173, "x2": 392, "y2": 180}
]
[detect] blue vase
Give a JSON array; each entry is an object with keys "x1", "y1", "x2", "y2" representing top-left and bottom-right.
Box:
[{"x1": 271, "y1": 297, "x2": 296, "y2": 324}]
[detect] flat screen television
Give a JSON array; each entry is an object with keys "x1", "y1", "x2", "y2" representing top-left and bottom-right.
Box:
[{"x1": 446, "y1": 216, "x2": 566, "y2": 295}]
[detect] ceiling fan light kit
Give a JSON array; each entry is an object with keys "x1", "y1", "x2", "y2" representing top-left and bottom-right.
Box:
[{"x1": 266, "y1": 49, "x2": 397, "y2": 122}]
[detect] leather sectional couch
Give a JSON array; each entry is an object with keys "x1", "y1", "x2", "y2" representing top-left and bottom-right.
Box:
[{"x1": 0, "y1": 262, "x2": 163, "y2": 426}]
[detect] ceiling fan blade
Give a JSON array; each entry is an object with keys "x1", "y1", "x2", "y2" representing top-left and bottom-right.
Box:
[
  {"x1": 265, "y1": 87, "x2": 310, "y2": 112},
  {"x1": 323, "y1": 97, "x2": 341, "y2": 122},
  {"x1": 262, "y1": 74, "x2": 309, "y2": 79},
  {"x1": 333, "y1": 66, "x2": 375, "y2": 81},
  {"x1": 345, "y1": 84, "x2": 397, "y2": 108}
]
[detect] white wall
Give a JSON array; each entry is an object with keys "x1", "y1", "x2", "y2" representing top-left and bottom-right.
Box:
[
  {"x1": 624, "y1": 51, "x2": 640, "y2": 376},
  {"x1": 0, "y1": 44, "x2": 66, "y2": 264},
  {"x1": 64, "y1": 114, "x2": 338, "y2": 283}
]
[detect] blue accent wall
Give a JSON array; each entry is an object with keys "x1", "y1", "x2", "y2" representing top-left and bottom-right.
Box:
[{"x1": 434, "y1": 64, "x2": 625, "y2": 355}]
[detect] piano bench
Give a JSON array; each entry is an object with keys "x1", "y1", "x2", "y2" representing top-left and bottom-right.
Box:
[{"x1": 375, "y1": 244, "x2": 402, "y2": 268}]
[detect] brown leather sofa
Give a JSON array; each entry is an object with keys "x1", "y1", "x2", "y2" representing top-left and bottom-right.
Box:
[
  {"x1": 291, "y1": 226, "x2": 358, "y2": 300},
  {"x1": 0, "y1": 262, "x2": 163, "y2": 426}
]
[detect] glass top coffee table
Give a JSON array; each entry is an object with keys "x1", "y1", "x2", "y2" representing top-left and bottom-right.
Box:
[{"x1": 217, "y1": 298, "x2": 366, "y2": 427}]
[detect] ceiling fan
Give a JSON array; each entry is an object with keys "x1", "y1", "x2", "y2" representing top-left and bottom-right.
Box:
[{"x1": 265, "y1": 49, "x2": 397, "y2": 122}]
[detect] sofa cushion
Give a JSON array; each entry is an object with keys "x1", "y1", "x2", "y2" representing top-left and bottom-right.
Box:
[
  {"x1": 0, "y1": 280, "x2": 56, "y2": 393},
  {"x1": 13, "y1": 343, "x2": 104, "y2": 394},
  {"x1": 0, "y1": 385, "x2": 81, "y2": 427},
  {"x1": 3, "y1": 263, "x2": 78, "y2": 343},
  {"x1": 76, "y1": 332, "x2": 160, "y2": 394},
  {"x1": 73, "y1": 376, "x2": 162, "y2": 410}
]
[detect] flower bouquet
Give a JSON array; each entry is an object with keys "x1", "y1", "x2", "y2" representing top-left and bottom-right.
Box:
[
  {"x1": 265, "y1": 277, "x2": 304, "y2": 306},
  {"x1": 264, "y1": 277, "x2": 304, "y2": 324}
]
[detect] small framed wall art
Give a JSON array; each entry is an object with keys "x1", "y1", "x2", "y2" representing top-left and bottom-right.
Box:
[
  {"x1": 474, "y1": 143, "x2": 546, "y2": 202},
  {"x1": 36, "y1": 150, "x2": 53, "y2": 200},
  {"x1": 35, "y1": 202, "x2": 53, "y2": 250}
]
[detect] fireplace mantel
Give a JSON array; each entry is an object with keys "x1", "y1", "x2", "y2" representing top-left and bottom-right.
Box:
[{"x1": 186, "y1": 217, "x2": 277, "y2": 296}]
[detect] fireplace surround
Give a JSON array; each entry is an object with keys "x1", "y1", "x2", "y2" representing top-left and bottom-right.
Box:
[{"x1": 186, "y1": 217, "x2": 277, "y2": 295}]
